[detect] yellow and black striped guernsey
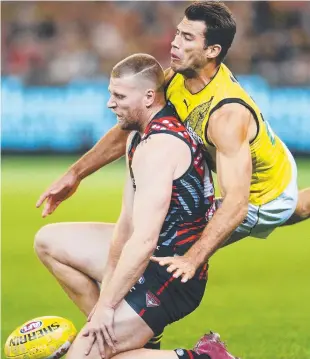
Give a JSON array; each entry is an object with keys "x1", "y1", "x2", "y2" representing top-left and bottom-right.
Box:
[{"x1": 166, "y1": 63, "x2": 292, "y2": 206}]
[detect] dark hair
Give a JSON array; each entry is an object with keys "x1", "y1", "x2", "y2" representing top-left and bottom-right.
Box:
[
  {"x1": 185, "y1": 1, "x2": 236, "y2": 63},
  {"x1": 112, "y1": 53, "x2": 165, "y2": 92}
]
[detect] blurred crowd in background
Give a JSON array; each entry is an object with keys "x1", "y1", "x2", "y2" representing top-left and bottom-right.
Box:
[{"x1": 2, "y1": 1, "x2": 310, "y2": 87}]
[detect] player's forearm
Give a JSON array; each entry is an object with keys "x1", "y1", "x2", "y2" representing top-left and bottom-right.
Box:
[
  {"x1": 99, "y1": 234, "x2": 157, "y2": 308},
  {"x1": 100, "y1": 221, "x2": 132, "y2": 292},
  {"x1": 187, "y1": 193, "x2": 248, "y2": 265},
  {"x1": 69, "y1": 125, "x2": 129, "y2": 180}
]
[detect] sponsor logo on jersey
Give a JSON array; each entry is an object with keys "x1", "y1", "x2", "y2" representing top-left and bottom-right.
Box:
[
  {"x1": 138, "y1": 276, "x2": 145, "y2": 285},
  {"x1": 185, "y1": 122, "x2": 204, "y2": 145},
  {"x1": 146, "y1": 291, "x2": 161, "y2": 308},
  {"x1": 184, "y1": 98, "x2": 213, "y2": 145}
]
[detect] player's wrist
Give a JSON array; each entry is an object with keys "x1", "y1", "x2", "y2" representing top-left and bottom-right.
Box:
[
  {"x1": 98, "y1": 294, "x2": 117, "y2": 310},
  {"x1": 68, "y1": 165, "x2": 83, "y2": 182},
  {"x1": 184, "y1": 251, "x2": 203, "y2": 269}
]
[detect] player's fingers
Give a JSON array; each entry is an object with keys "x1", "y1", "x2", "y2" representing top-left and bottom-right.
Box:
[
  {"x1": 101, "y1": 326, "x2": 115, "y2": 352},
  {"x1": 85, "y1": 332, "x2": 96, "y2": 355},
  {"x1": 42, "y1": 203, "x2": 52, "y2": 218},
  {"x1": 87, "y1": 305, "x2": 97, "y2": 322},
  {"x1": 173, "y1": 268, "x2": 184, "y2": 279},
  {"x1": 181, "y1": 270, "x2": 195, "y2": 283},
  {"x1": 49, "y1": 200, "x2": 61, "y2": 215},
  {"x1": 151, "y1": 256, "x2": 174, "y2": 266},
  {"x1": 36, "y1": 192, "x2": 50, "y2": 208},
  {"x1": 96, "y1": 329, "x2": 106, "y2": 358},
  {"x1": 107, "y1": 324, "x2": 117, "y2": 346},
  {"x1": 181, "y1": 275, "x2": 189, "y2": 283},
  {"x1": 82, "y1": 327, "x2": 90, "y2": 336},
  {"x1": 166, "y1": 264, "x2": 177, "y2": 273}
]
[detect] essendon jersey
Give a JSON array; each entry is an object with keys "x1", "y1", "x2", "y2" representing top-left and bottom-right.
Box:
[{"x1": 128, "y1": 103, "x2": 215, "y2": 255}]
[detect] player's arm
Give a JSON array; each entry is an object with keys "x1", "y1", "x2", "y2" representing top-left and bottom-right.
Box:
[
  {"x1": 98, "y1": 135, "x2": 179, "y2": 309},
  {"x1": 36, "y1": 125, "x2": 129, "y2": 217},
  {"x1": 100, "y1": 133, "x2": 136, "y2": 293},
  {"x1": 185, "y1": 104, "x2": 252, "y2": 265},
  {"x1": 100, "y1": 173, "x2": 134, "y2": 294},
  {"x1": 70, "y1": 125, "x2": 129, "y2": 180},
  {"x1": 164, "y1": 67, "x2": 175, "y2": 85}
]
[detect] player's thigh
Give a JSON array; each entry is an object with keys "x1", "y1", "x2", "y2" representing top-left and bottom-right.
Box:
[
  {"x1": 114, "y1": 349, "x2": 178, "y2": 359},
  {"x1": 66, "y1": 300, "x2": 153, "y2": 359},
  {"x1": 34, "y1": 222, "x2": 115, "y2": 282}
]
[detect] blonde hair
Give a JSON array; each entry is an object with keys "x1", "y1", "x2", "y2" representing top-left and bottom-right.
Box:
[{"x1": 112, "y1": 53, "x2": 165, "y2": 92}]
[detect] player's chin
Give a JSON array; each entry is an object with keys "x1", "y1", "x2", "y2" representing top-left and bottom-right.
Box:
[
  {"x1": 118, "y1": 121, "x2": 131, "y2": 131},
  {"x1": 170, "y1": 60, "x2": 183, "y2": 72}
]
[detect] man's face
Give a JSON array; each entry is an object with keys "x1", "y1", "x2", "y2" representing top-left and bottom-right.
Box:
[
  {"x1": 171, "y1": 17, "x2": 208, "y2": 74},
  {"x1": 107, "y1": 76, "x2": 145, "y2": 131}
]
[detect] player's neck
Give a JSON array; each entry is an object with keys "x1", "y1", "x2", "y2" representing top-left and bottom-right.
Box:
[
  {"x1": 139, "y1": 103, "x2": 165, "y2": 135},
  {"x1": 184, "y1": 62, "x2": 220, "y2": 94}
]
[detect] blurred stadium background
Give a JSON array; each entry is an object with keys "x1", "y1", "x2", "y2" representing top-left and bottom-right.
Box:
[{"x1": 1, "y1": 2, "x2": 310, "y2": 359}]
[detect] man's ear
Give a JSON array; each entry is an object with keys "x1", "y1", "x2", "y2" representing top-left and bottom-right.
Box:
[
  {"x1": 205, "y1": 44, "x2": 222, "y2": 60},
  {"x1": 144, "y1": 89, "x2": 156, "y2": 108}
]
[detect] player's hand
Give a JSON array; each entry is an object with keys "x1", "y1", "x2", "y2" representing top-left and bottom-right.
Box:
[
  {"x1": 150, "y1": 254, "x2": 198, "y2": 283},
  {"x1": 36, "y1": 170, "x2": 80, "y2": 217},
  {"x1": 83, "y1": 304, "x2": 117, "y2": 358}
]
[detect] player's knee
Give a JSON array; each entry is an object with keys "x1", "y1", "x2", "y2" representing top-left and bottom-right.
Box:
[
  {"x1": 295, "y1": 200, "x2": 310, "y2": 219},
  {"x1": 296, "y1": 188, "x2": 310, "y2": 217},
  {"x1": 34, "y1": 224, "x2": 59, "y2": 260}
]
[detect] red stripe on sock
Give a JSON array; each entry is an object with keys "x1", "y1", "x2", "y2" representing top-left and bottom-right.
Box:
[{"x1": 186, "y1": 350, "x2": 194, "y2": 359}]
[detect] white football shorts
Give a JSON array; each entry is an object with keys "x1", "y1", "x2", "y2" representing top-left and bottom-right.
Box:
[{"x1": 219, "y1": 142, "x2": 298, "y2": 245}]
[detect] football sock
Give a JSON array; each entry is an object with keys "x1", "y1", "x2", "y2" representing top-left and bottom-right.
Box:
[
  {"x1": 174, "y1": 348, "x2": 211, "y2": 359},
  {"x1": 144, "y1": 332, "x2": 163, "y2": 350}
]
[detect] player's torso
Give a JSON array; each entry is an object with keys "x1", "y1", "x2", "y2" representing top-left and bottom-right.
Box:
[
  {"x1": 128, "y1": 104, "x2": 214, "y2": 254},
  {"x1": 166, "y1": 64, "x2": 292, "y2": 206}
]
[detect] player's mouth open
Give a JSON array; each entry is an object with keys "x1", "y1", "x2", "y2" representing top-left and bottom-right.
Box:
[{"x1": 171, "y1": 53, "x2": 180, "y2": 60}]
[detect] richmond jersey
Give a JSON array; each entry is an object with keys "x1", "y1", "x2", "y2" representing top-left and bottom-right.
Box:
[
  {"x1": 128, "y1": 103, "x2": 215, "y2": 255},
  {"x1": 166, "y1": 64, "x2": 292, "y2": 206}
]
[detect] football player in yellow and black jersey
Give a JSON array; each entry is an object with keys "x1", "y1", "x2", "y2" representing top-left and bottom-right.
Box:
[{"x1": 150, "y1": 1, "x2": 308, "y2": 281}]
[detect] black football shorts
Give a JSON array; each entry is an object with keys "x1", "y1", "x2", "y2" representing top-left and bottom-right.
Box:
[{"x1": 124, "y1": 249, "x2": 208, "y2": 334}]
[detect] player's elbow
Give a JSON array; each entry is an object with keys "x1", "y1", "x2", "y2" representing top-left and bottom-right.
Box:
[
  {"x1": 131, "y1": 230, "x2": 159, "y2": 254},
  {"x1": 143, "y1": 235, "x2": 159, "y2": 254},
  {"x1": 236, "y1": 192, "x2": 249, "y2": 221},
  {"x1": 238, "y1": 201, "x2": 248, "y2": 221}
]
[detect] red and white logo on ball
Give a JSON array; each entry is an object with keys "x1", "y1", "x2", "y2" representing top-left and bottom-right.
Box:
[{"x1": 20, "y1": 320, "x2": 43, "y2": 334}]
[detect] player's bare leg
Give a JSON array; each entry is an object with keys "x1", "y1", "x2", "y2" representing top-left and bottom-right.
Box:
[
  {"x1": 282, "y1": 188, "x2": 310, "y2": 226},
  {"x1": 34, "y1": 222, "x2": 114, "y2": 316},
  {"x1": 115, "y1": 349, "x2": 178, "y2": 359},
  {"x1": 113, "y1": 332, "x2": 240, "y2": 359},
  {"x1": 65, "y1": 300, "x2": 153, "y2": 359}
]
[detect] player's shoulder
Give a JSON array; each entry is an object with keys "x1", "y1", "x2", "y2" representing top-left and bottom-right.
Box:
[
  {"x1": 208, "y1": 102, "x2": 252, "y2": 147},
  {"x1": 135, "y1": 131, "x2": 188, "y2": 163},
  {"x1": 164, "y1": 68, "x2": 176, "y2": 87},
  {"x1": 210, "y1": 102, "x2": 250, "y2": 121}
]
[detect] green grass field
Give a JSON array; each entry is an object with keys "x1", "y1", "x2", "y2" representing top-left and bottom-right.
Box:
[{"x1": 2, "y1": 156, "x2": 310, "y2": 359}]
